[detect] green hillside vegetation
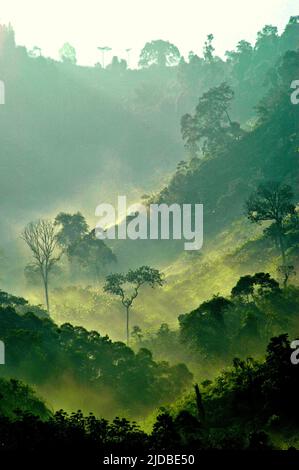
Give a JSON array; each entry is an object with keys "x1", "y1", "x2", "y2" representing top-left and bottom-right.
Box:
[
  {"x1": 0, "y1": 15, "x2": 298, "y2": 455},
  {"x1": 0, "y1": 377, "x2": 50, "y2": 420},
  {"x1": 0, "y1": 17, "x2": 299, "y2": 288},
  {"x1": 0, "y1": 334, "x2": 299, "y2": 452},
  {"x1": 0, "y1": 295, "x2": 192, "y2": 418}
]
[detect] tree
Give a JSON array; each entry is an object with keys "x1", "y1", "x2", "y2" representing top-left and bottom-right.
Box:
[
  {"x1": 28, "y1": 46, "x2": 42, "y2": 58},
  {"x1": 107, "y1": 56, "x2": 127, "y2": 72},
  {"x1": 231, "y1": 275, "x2": 255, "y2": 302},
  {"x1": 97, "y1": 46, "x2": 112, "y2": 68},
  {"x1": 55, "y1": 212, "x2": 116, "y2": 282},
  {"x1": 0, "y1": 24, "x2": 15, "y2": 56},
  {"x1": 22, "y1": 220, "x2": 60, "y2": 313},
  {"x1": 181, "y1": 83, "x2": 239, "y2": 157},
  {"x1": 138, "y1": 40, "x2": 180, "y2": 67},
  {"x1": 231, "y1": 273, "x2": 280, "y2": 301},
  {"x1": 225, "y1": 40, "x2": 253, "y2": 81},
  {"x1": 59, "y1": 42, "x2": 77, "y2": 64},
  {"x1": 179, "y1": 295, "x2": 232, "y2": 355},
  {"x1": 245, "y1": 181, "x2": 295, "y2": 265},
  {"x1": 54, "y1": 212, "x2": 89, "y2": 250},
  {"x1": 203, "y1": 34, "x2": 215, "y2": 63},
  {"x1": 67, "y1": 229, "x2": 116, "y2": 282},
  {"x1": 277, "y1": 265, "x2": 296, "y2": 288},
  {"x1": 131, "y1": 325, "x2": 143, "y2": 344},
  {"x1": 0, "y1": 290, "x2": 27, "y2": 307},
  {"x1": 280, "y1": 17, "x2": 299, "y2": 53},
  {"x1": 104, "y1": 266, "x2": 164, "y2": 344},
  {"x1": 198, "y1": 295, "x2": 232, "y2": 326},
  {"x1": 255, "y1": 25, "x2": 278, "y2": 57}
]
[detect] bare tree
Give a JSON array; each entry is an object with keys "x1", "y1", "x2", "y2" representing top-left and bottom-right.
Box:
[{"x1": 22, "y1": 220, "x2": 60, "y2": 313}]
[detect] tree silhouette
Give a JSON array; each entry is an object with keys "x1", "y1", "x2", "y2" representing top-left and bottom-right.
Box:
[
  {"x1": 181, "y1": 82, "x2": 238, "y2": 157},
  {"x1": 139, "y1": 40, "x2": 180, "y2": 67},
  {"x1": 59, "y1": 42, "x2": 77, "y2": 64},
  {"x1": 277, "y1": 264, "x2": 296, "y2": 288},
  {"x1": 231, "y1": 272, "x2": 280, "y2": 300},
  {"x1": 104, "y1": 266, "x2": 164, "y2": 344},
  {"x1": 97, "y1": 46, "x2": 112, "y2": 68},
  {"x1": 203, "y1": 34, "x2": 215, "y2": 62},
  {"x1": 22, "y1": 220, "x2": 60, "y2": 313},
  {"x1": 245, "y1": 181, "x2": 295, "y2": 265},
  {"x1": 55, "y1": 212, "x2": 116, "y2": 282},
  {"x1": 0, "y1": 289, "x2": 27, "y2": 307}
]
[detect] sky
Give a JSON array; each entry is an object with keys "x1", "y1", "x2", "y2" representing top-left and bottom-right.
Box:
[{"x1": 0, "y1": 0, "x2": 298, "y2": 67}]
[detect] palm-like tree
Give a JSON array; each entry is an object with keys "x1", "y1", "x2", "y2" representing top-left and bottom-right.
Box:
[{"x1": 97, "y1": 46, "x2": 112, "y2": 68}]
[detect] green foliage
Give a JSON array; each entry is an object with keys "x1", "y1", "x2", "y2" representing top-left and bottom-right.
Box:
[
  {"x1": 55, "y1": 212, "x2": 89, "y2": 248},
  {"x1": 246, "y1": 182, "x2": 295, "y2": 225},
  {"x1": 181, "y1": 82, "x2": 238, "y2": 157},
  {"x1": 246, "y1": 181, "x2": 297, "y2": 272},
  {"x1": 1, "y1": 335, "x2": 298, "y2": 451},
  {"x1": 203, "y1": 34, "x2": 215, "y2": 63},
  {"x1": 107, "y1": 56, "x2": 127, "y2": 72},
  {"x1": 67, "y1": 230, "x2": 116, "y2": 280},
  {"x1": 139, "y1": 40, "x2": 181, "y2": 67},
  {"x1": 150, "y1": 49, "x2": 299, "y2": 243},
  {"x1": 0, "y1": 377, "x2": 50, "y2": 420},
  {"x1": 231, "y1": 273, "x2": 280, "y2": 300},
  {"x1": 59, "y1": 42, "x2": 77, "y2": 64},
  {"x1": 104, "y1": 266, "x2": 164, "y2": 343},
  {"x1": 179, "y1": 295, "x2": 232, "y2": 356},
  {"x1": 0, "y1": 289, "x2": 48, "y2": 319},
  {"x1": 0, "y1": 15, "x2": 298, "y2": 452},
  {"x1": 55, "y1": 212, "x2": 116, "y2": 281},
  {"x1": 0, "y1": 289, "x2": 28, "y2": 307},
  {"x1": 0, "y1": 302, "x2": 192, "y2": 417},
  {"x1": 177, "y1": 274, "x2": 299, "y2": 362}
]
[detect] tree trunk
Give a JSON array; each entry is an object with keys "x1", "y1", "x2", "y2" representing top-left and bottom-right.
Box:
[
  {"x1": 283, "y1": 272, "x2": 289, "y2": 289},
  {"x1": 277, "y1": 225, "x2": 286, "y2": 265},
  {"x1": 194, "y1": 383, "x2": 205, "y2": 422},
  {"x1": 126, "y1": 306, "x2": 129, "y2": 346},
  {"x1": 44, "y1": 273, "x2": 50, "y2": 314}
]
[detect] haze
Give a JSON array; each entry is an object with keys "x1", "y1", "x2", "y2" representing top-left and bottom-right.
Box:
[{"x1": 0, "y1": 0, "x2": 297, "y2": 66}]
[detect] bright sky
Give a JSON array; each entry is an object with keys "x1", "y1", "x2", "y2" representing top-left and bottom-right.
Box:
[{"x1": 0, "y1": 0, "x2": 297, "y2": 67}]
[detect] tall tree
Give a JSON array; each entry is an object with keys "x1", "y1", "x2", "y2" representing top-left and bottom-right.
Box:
[
  {"x1": 203, "y1": 34, "x2": 215, "y2": 63},
  {"x1": 138, "y1": 40, "x2": 180, "y2": 67},
  {"x1": 59, "y1": 42, "x2": 77, "y2": 64},
  {"x1": 55, "y1": 213, "x2": 116, "y2": 282},
  {"x1": 181, "y1": 82, "x2": 239, "y2": 157},
  {"x1": 225, "y1": 40, "x2": 253, "y2": 81},
  {"x1": 104, "y1": 266, "x2": 164, "y2": 344},
  {"x1": 67, "y1": 229, "x2": 116, "y2": 282},
  {"x1": 97, "y1": 46, "x2": 112, "y2": 68},
  {"x1": 231, "y1": 273, "x2": 280, "y2": 301},
  {"x1": 255, "y1": 25, "x2": 278, "y2": 58},
  {"x1": 54, "y1": 212, "x2": 89, "y2": 250},
  {"x1": 22, "y1": 220, "x2": 60, "y2": 313},
  {"x1": 245, "y1": 181, "x2": 295, "y2": 266}
]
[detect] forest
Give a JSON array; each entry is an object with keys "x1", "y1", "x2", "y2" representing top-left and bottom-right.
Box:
[{"x1": 0, "y1": 11, "x2": 299, "y2": 463}]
